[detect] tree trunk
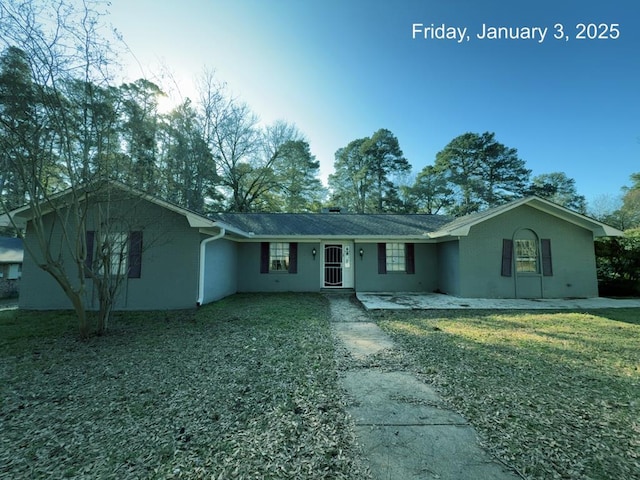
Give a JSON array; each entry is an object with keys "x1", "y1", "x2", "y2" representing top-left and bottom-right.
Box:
[
  {"x1": 41, "y1": 265, "x2": 90, "y2": 339},
  {"x1": 96, "y1": 281, "x2": 113, "y2": 335},
  {"x1": 68, "y1": 290, "x2": 89, "y2": 340},
  {"x1": 97, "y1": 298, "x2": 112, "y2": 336}
]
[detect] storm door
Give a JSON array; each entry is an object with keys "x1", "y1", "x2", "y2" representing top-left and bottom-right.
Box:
[{"x1": 324, "y1": 244, "x2": 343, "y2": 287}]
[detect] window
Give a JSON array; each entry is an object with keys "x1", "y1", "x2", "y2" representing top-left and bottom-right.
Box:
[
  {"x1": 270, "y1": 242, "x2": 289, "y2": 272},
  {"x1": 99, "y1": 232, "x2": 129, "y2": 275},
  {"x1": 377, "y1": 243, "x2": 415, "y2": 274},
  {"x1": 515, "y1": 236, "x2": 538, "y2": 274},
  {"x1": 502, "y1": 234, "x2": 552, "y2": 277},
  {"x1": 386, "y1": 243, "x2": 406, "y2": 272},
  {"x1": 8, "y1": 264, "x2": 21, "y2": 280},
  {"x1": 85, "y1": 231, "x2": 143, "y2": 278},
  {"x1": 260, "y1": 242, "x2": 298, "y2": 274}
]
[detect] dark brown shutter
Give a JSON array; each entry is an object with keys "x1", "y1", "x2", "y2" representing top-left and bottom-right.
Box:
[
  {"x1": 501, "y1": 239, "x2": 513, "y2": 277},
  {"x1": 541, "y1": 239, "x2": 553, "y2": 276},
  {"x1": 85, "y1": 231, "x2": 95, "y2": 278},
  {"x1": 377, "y1": 243, "x2": 387, "y2": 274},
  {"x1": 288, "y1": 242, "x2": 298, "y2": 273},
  {"x1": 260, "y1": 242, "x2": 270, "y2": 273},
  {"x1": 128, "y1": 231, "x2": 143, "y2": 278},
  {"x1": 405, "y1": 243, "x2": 415, "y2": 274}
]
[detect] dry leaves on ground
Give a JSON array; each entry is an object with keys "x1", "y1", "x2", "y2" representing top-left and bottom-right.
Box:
[
  {"x1": 0, "y1": 293, "x2": 371, "y2": 479},
  {"x1": 378, "y1": 309, "x2": 640, "y2": 480}
]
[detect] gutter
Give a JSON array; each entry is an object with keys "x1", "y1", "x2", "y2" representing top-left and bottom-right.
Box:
[{"x1": 196, "y1": 227, "x2": 226, "y2": 307}]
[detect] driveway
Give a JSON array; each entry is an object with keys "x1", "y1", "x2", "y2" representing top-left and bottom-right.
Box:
[{"x1": 357, "y1": 292, "x2": 640, "y2": 310}]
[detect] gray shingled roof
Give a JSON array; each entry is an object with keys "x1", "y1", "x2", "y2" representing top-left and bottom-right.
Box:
[
  {"x1": 212, "y1": 213, "x2": 453, "y2": 237},
  {"x1": 0, "y1": 237, "x2": 23, "y2": 263}
]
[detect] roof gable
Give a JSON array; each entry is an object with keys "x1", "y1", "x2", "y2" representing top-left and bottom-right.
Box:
[
  {"x1": 0, "y1": 180, "x2": 215, "y2": 229},
  {"x1": 431, "y1": 196, "x2": 623, "y2": 238}
]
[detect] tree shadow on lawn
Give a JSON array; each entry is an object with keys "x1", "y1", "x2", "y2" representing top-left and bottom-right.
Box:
[{"x1": 593, "y1": 307, "x2": 640, "y2": 326}]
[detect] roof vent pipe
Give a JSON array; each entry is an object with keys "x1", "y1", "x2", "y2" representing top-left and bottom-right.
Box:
[
  {"x1": 196, "y1": 227, "x2": 225, "y2": 307},
  {"x1": 321, "y1": 207, "x2": 344, "y2": 214}
]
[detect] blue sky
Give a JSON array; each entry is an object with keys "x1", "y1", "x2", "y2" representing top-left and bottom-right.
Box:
[{"x1": 108, "y1": 0, "x2": 639, "y2": 206}]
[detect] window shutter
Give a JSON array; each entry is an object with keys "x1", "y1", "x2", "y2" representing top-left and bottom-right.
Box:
[
  {"x1": 541, "y1": 239, "x2": 553, "y2": 276},
  {"x1": 501, "y1": 239, "x2": 513, "y2": 277},
  {"x1": 377, "y1": 243, "x2": 387, "y2": 274},
  {"x1": 128, "y1": 231, "x2": 143, "y2": 278},
  {"x1": 85, "y1": 231, "x2": 95, "y2": 278},
  {"x1": 288, "y1": 242, "x2": 298, "y2": 273},
  {"x1": 260, "y1": 242, "x2": 270, "y2": 273},
  {"x1": 405, "y1": 243, "x2": 415, "y2": 274}
]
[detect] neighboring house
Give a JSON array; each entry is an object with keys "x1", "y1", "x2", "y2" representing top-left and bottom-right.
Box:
[
  {"x1": 0, "y1": 237, "x2": 23, "y2": 298},
  {"x1": 0, "y1": 182, "x2": 623, "y2": 311}
]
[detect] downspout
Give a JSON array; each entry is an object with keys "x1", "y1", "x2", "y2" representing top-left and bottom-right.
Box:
[{"x1": 196, "y1": 227, "x2": 226, "y2": 307}]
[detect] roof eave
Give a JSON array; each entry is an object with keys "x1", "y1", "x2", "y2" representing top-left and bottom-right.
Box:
[
  {"x1": 428, "y1": 226, "x2": 471, "y2": 238},
  {"x1": 0, "y1": 213, "x2": 26, "y2": 228},
  {"x1": 205, "y1": 220, "x2": 252, "y2": 238},
  {"x1": 595, "y1": 225, "x2": 625, "y2": 237},
  {"x1": 231, "y1": 234, "x2": 438, "y2": 241},
  {"x1": 185, "y1": 213, "x2": 216, "y2": 228},
  {"x1": 525, "y1": 197, "x2": 624, "y2": 237}
]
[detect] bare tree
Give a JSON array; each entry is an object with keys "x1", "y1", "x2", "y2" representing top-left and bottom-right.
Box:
[
  {"x1": 197, "y1": 71, "x2": 300, "y2": 212},
  {"x1": 0, "y1": 0, "x2": 133, "y2": 338}
]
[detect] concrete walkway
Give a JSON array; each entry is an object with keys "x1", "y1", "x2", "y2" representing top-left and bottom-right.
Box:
[
  {"x1": 329, "y1": 295, "x2": 520, "y2": 480},
  {"x1": 0, "y1": 298, "x2": 18, "y2": 311},
  {"x1": 358, "y1": 292, "x2": 640, "y2": 311}
]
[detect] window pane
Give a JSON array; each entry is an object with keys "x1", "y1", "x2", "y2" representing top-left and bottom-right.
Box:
[
  {"x1": 99, "y1": 232, "x2": 128, "y2": 275},
  {"x1": 385, "y1": 243, "x2": 406, "y2": 272},
  {"x1": 515, "y1": 239, "x2": 538, "y2": 273},
  {"x1": 270, "y1": 242, "x2": 289, "y2": 271}
]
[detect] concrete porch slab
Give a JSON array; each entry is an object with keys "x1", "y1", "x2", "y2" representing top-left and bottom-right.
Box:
[{"x1": 357, "y1": 292, "x2": 640, "y2": 310}]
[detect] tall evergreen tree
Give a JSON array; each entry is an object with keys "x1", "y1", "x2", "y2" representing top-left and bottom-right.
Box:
[
  {"x1": 328, "y1": 129, "x2": 409, "y2": 213},
  {"x1": 405, "y1": 165, "x2": 454, "y2": 214},
  {"x1": 271, "y1": 140, "x2": 324, "y2": 212},
  {"x1": 0, "y1": 46, "x2": 40, "y2": 210},
  {"x1": 435, "y1": 132, "x2": 530, "y2": 215},
  {"x1": 328, "y1": 138, "x2": 370, "y2": 213},
  {"x1": 526, "y1": 172, "x2": 587, "y2": 213},
  {"x1": 120, "y1": 79, "x2": 164, "y2": 191},
  {"x1": 161, "y1": 99, "x2": 218, "y2": 212},
  {"x1": 361, "y1": 128, "x2": 411, "y2": 212}
]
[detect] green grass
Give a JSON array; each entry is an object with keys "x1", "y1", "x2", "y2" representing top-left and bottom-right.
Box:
[
  {"x1": 377, "y1": 308, "x2": 640, "y2": 480},
  {"x1": 0, "y1": 293, "x2": 369, "y2": 479}
]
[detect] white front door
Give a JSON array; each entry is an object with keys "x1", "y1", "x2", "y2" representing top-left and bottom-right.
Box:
[{"x1": 322, "y1": 242, "x2": 354, "y2": 288}]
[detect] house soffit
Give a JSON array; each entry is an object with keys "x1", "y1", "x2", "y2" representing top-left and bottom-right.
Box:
[{"x1": 226, "y1": 234, "x2": 439, "y2": 243}]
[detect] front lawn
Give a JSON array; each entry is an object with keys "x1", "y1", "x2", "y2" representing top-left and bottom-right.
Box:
[
  {"x1": 0, "y1": 293, "x2": 369, "y2": 479},
  {"x1": 377, "y1": 309, "x2": 640, "y2": 480}
]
